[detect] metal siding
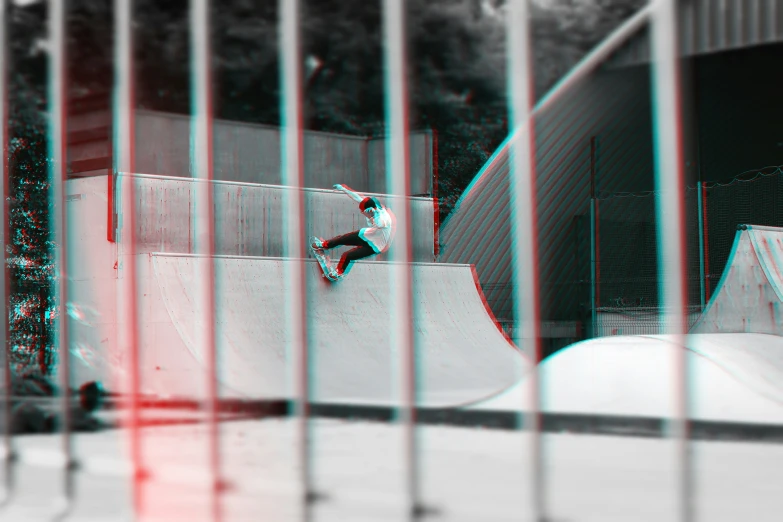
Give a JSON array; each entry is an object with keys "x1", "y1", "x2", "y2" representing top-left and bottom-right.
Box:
[
  {"x1": 440, "y1": 69, "x2": 653, "y2": 321},
  {"x1": 606, "y1": 0, "x2": 783, "y2": 69}
]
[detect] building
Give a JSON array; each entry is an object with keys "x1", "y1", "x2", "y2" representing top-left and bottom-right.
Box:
[{"x1": 439, "y1": 0, "x2": 783, "y2": 352}]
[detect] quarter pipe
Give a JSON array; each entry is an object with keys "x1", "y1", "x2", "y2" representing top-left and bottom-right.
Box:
[
  {"x1": 73, "y1": 254, "x2": 526, "y2": 407},
  {"x1": 691, "y1": 224, "x2": 783, "y2": 335}
]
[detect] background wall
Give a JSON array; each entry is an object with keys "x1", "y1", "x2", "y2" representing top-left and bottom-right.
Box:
[
  {"x1": 124, "y1": 174, "x2": 437, "y2": 262},
  {"x1": 133, "y1": 110, "x2": 435, "y2": 196}
]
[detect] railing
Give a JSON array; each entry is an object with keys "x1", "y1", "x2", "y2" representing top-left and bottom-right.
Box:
[{"x1": 0, "y1": 1, "x2": 696, "y2": 521}]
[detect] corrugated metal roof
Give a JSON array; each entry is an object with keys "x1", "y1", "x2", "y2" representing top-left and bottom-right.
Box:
[{"x1": 607, "y1": 0, "x2": 783, "y2": 68}]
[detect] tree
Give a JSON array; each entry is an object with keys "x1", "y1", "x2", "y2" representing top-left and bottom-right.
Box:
[{"x1": 7, "y1": 0, "x2": 53, "y2": 372}]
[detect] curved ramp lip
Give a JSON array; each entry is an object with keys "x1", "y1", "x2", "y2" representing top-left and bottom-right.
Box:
[
  {"x1": 468, "y1": 264, "x2": 520, "y2": 351},
  {"x1": 689, "y1": 227, "x2": 745, "y2": 332},
  {"x1": 149, "y1": 251, "x2": 469, "y2": 269}
]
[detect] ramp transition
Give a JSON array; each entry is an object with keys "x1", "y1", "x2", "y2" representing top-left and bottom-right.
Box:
[
  {"x1": 691, "y1": 224, "x2": 783, "y2": 335},
  {"x1": 106, "y1": 254, "x2": 526, "y2": 407},
  {"x1": 472, "y1": 333, "x2": 783, "y2": 424}
]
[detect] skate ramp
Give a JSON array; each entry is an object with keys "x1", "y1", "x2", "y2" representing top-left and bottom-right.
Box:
[
  {"x1": 471, "y1": 333, "x2": 783, "y2": 424},
  {"x1": 128, "y1": 253, "x2": 525, "y2": 407},
  {"x1": 691, "y1": 225, "x2": 783, "y2": 335}
]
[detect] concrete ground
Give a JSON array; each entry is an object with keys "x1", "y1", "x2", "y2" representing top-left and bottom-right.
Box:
[{"x1": 2, "y1": 417, "x2": 782, "y2": 521}]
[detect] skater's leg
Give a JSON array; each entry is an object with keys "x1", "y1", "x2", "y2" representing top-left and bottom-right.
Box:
[
  {"x1": 322, "y1": 230, "x2": 368, "y2": 249},
  {"x1": 336, "y1": 244, "x2": 376, "y2": 275}
]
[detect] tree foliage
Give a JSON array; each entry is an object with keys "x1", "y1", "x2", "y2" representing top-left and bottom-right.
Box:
[
  {"x1": 7, "y1": 0, "x2": 52, "y2": 371},
  {"x1": 7, "y1": 0, "x2": 644, "y2": 369}
]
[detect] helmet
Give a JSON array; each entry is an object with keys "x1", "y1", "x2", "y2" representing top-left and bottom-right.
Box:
[{"x1": 359, "y1": 197, "x2": 380, "y2": 212}]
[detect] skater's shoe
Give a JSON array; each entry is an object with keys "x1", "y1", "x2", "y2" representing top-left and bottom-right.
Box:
[
  {"x1": 326, "y1": 268, "x2": 344, "y2": 282},
  {"x1": 310, "y1": 236, "x2": 327, "y2": 254}
]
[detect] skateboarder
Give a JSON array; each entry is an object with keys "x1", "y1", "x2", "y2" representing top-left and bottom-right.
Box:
[{"x1": 310, "y1": 184, "x2": 396, "y2": 281}]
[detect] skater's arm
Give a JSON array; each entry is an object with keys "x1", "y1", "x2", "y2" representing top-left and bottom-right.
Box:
[{"x1": 333, "y1": 184, "x2": 364, "y2": 203}]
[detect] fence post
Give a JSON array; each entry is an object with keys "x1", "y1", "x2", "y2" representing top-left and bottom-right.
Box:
[
  {"x1": 381, "y1": 1, "x2": 425, "y2": 518},
  {"x1": 697, "y1": 180, "x2": 705, "y2": 309},
  {"x1": 651, "y1": 0, "x2": 693, "y2": 520},
  {"x1": 507, "y1": 0, "x2": 545, "y2": 519},
  {"x1": 279, "y1": 0, "x2": 317, "y2": 516},
  {"x1": 590, "y1": 136, "x2": 598, "y2": 337},
  {"x1": 190, "y1": 0, "x2": 222, "y2": 519},
  {"x1": 47, "y1": 0, "x2": 79, "y2": 517},
  {"x1": 114, "y1": 0, "x2": 145, "y2": 516}
]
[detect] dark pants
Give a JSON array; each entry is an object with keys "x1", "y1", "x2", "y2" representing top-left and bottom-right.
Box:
[{"x1": 323, "y1": 231, "x2": 377, "y2": 274}]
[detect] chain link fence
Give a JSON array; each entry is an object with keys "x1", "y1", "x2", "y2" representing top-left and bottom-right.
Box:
[{"x1": 590, "y1": 165, "x2": 783, "y2": 335}]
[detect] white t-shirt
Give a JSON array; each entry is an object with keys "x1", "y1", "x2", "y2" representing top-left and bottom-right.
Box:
[{"x1": 359, "y1": 206, "x2": 396, "y2": 253}]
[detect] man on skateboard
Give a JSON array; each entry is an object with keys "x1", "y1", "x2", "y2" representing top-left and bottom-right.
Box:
[{"x1": 310, "y1": 184, "x2": 396, "y2": 282}]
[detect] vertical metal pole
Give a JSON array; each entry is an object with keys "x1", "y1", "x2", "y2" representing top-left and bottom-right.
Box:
[
  {"x1": 114, "y1": 0, "x2": 144, "y2": 517},
  {"x1": 279, "y1": 0, "x2": 314, "y2": 519},
  {"x1": 48, "y1": 0, "x2": 76, "y2": 518},
  {"x1": 507, "y1": 0, "x2": 544, "y2": 520},
  {"x1": 697, "y1": 181, "x2": 705, "y2": 309},
  {"x1": 702, "y1": 186, "x2": 710, "y2": 302},
  {"x1": 191, "y1": 0, "x2": 221, "y2": 520},
  {"x1": 0, "y1": 0, "x2": 14, "y2": 510},
  {"x1": 651, "y1": 1, "x2": 692, "y2": 521},
  {"x1": 589, "y1": 137, "x2": 597, "y2": 337},
  {"x1": 766, "y1": 0, "x2": 777, "y2": 42},
  {"x1": 381, "y1": 0, "x2": 420, "y2": 518}
]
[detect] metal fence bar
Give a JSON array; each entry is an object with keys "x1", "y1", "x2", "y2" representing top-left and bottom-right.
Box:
[
  {"x1": 47, "y1": 0, "x2": 77, "y2": 519},
  {"x1": 191, "y1": 0, "x2": 222, "y2": 520},
  {"x1": 506, "y1": 0, "x2": 545, "y2": 520},
  {"x1": 0, "y1": 0, "x2": 13, "y2": 510},
  {"x1": 650, "y1": 1, "x2": 693, "y2": 522},
  {"x1": 590, "y1": 137, "x2": 598, "y2": 336},
  {"x1": 279, "y1": 0, "x2": 315, "y2": 519},
  {"x1": 696, "y1": 181, "x2": 707, "y2": 310},
  {"x1": 113, "y1": 0, "x2": 144, "y2": 517},
  {"x1": 381, "y1": 0, "x2": 421, "y2": 518}
]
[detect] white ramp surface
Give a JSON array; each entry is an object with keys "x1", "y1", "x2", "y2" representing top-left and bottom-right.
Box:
[
  {"x1": 692, "y1": 225, "x2": 783, "y2": 335},
  {"x1": 134, "y1": 254, "x2": 525, "y2": 406},
  {"x1": 472, "y1": 333, "x2": 783, "y2": 424}
]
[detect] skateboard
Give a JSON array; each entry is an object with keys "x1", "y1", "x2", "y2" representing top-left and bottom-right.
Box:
[{"x1": 309, "y1": 237, "x2": 339, "y2": 282}]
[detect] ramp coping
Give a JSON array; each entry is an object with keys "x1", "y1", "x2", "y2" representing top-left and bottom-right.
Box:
[
  {"x1": 147, "y1": 252, "x2": 469, "y2": 269},
  {"x1": 117, "y1": 171, "x2": 434, "y2": 201}
]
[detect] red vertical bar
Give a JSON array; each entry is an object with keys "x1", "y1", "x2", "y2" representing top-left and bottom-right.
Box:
[{"x1": 107, "y1": 173, "x2": 114, "y2": 242}]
